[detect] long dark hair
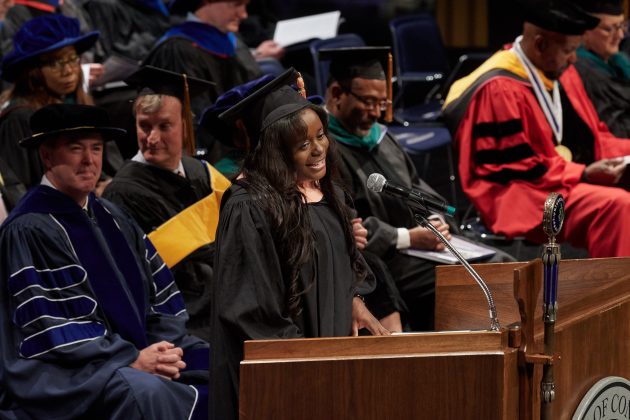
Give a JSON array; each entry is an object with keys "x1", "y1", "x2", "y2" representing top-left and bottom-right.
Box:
[{"x1": 241, "y1": 103, "x2": 367, "y2": 318}]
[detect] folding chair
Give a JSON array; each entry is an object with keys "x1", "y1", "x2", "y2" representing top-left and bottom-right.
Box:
[{"x1": 389, "y1": 13, "x2": 449, "y2": 124}]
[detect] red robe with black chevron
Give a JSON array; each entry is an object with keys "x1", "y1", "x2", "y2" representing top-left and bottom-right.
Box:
[{"x1": 448, "y1": 63, "x2": 630, "y2": 257}]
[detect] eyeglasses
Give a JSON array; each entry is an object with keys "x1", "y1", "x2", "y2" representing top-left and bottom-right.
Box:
[
  {"x1": 41, "y1": 54, "x2": 81, "y2": 72},
  {"x1": 343, "y1": 89, "x2": 390, "y2": 112},
  {"x1": 598, "y1": 21, "x2": 628, "y2": 36}
]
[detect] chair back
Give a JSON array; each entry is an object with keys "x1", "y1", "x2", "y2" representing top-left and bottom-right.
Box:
[
  {"x1": 309, "y1": 33, "x2": 366, "y2": 96},
  {"x1": 437, "y1": 52, "x2": 491, "y2": 102},
  {"x1": 389, "y1": 13, "x2": 449, "y2": 87}
]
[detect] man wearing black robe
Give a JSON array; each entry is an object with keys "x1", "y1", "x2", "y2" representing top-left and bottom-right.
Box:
[
  {"x1": 143, "y1": 0, "x2": 263, "y2": 117},
  {"x1": 103, "y1": 66, "x2": 230, "y2": 341},
  {"x1": 323, "y1": 47, "x2": 512, "y2": 331}
]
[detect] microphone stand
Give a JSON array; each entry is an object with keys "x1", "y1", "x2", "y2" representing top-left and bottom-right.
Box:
[{"x1": 414, "y1": 212, "x2": 500, "y2": 331}]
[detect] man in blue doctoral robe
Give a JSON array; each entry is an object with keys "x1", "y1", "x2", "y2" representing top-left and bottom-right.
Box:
[{"x1": 0, "y1": 104, "x2": 208, "y2": 419}]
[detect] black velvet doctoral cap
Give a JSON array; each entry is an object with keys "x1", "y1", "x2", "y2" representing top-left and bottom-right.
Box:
[
  {"x1": 521, "y1": 0, "x2": 600, "y2": 35},
  {"x1": 20, "y1": 104, "x2": 126, "y2": 148},
  {"x1": 218, "y1": 67, "x2": 309, "y2": 136},
  {"x1": 319, "y1": 46, "x2": 391, "y2": 83},
  {"x1": 573, "y1": 0, "x2": 624, "y2": 15},
  {"x1": 123, "y1": 65, "x2": 216, "y2": 102}
]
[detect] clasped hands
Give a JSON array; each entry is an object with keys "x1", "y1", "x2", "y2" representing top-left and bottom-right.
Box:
[
  {"x1": 130, "y1": 341, "x2": 186, "y2": 380},
  {"x1": 409, "y1": 217, "x2": 451, "y2": 251}
]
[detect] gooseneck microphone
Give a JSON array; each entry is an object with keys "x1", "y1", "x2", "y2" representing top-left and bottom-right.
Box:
[
  {"x1": 366, "y1": 173, "x2": 456, "y2": 217},
  {"x1": 367, "y1": 172, "x2": 500, "y2": 331}
]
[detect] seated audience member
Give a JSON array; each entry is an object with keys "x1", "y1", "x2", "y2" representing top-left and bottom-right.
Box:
[
  {"x1": 103, "y1": 66, "x2": 230, "y2": 341},
  {"x1": 143, "y1": 0, "x2": 270, "y2": 115},
  {"x1": 0, "y1": 0, "x2": 92, "y2": 58},
  {"x1": 0, "y1": 0, "x2": 104, "y2": 88},
  {"x1": 82, "y1": 0, "x2": 175, "y2": 63},
  {"x1": 210, "y1": 69, "x2": 389, "y2": 420},
  {"x1": 443, "y1": 0, "x2": 630, "y2": 257},
  {"x1": 0, "y1": 104, "x2": 208, "y2": 419},
  {"x1": 322, "y1": 47, "x2": 512, "y2": 331},
  {"x1": 0, "y1": 14, "x2": 122, "y2": 189},
  {"x1": 574, "y1": 0, "x2": 630, "y2": 138}
]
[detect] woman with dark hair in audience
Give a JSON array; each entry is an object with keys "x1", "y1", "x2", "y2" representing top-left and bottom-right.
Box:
[
  {"x1": 0, "y1": 13, "x2": 99, "y2": 188},
  {"x1": 210, "y1": 70, "x2": 388, "y2": 420}
]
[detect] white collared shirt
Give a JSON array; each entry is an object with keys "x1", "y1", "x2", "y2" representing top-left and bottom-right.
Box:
[
  {"x1": 41, "y1": 175, "x2": 89, "y2": 211},
  {"x1": 132, "y1": 151, "x2": 186, "y2": 178}
]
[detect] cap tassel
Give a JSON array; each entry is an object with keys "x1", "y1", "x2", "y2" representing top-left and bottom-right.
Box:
[
  {"x1": 182, "y1": 74, "x2": 196, "y2": 156},
  {"x1": 296, "y1": 71, "x2": 307, "y2": 98},
  {"x1": 385, "y1": 52, "x2": 393, "y2": 123}
]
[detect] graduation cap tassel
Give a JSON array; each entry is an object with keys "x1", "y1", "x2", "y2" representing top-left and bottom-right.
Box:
[
  {"x1": 182, "y1": 74, "x2": 196, "y2": 157},
  {"x1": 385, "y1": 52, "x2": 393, "y2": 123},
  {"x1": 296, "y1": 71, "x2": 307, "y2": 98}
]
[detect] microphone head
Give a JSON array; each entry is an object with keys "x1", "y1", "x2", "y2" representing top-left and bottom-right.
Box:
[{"x1": 367, "y1": 173, "x2": 386, "y2": 193}]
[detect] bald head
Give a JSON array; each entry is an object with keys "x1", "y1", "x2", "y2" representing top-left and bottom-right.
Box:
[{"x1": 520, "y1": 22, "x2": 583, "y2": 80}]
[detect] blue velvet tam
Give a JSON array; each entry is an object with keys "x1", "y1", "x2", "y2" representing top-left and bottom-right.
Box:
[
  {"x1": 199, "y1": 74, "x2": 275, "y2": 147},
  {"x1": 219, "y1": 68, "x2": 309, "y2": 132},
  {"x1": 1, "y1": 14, "x2": 99, "y2": 83},
  {"x1": 20, "y1": 104, "x2": 126, "y2": 149},
  {"x1": 201, "y1": 69, "x2": 317, "y2": 149}
]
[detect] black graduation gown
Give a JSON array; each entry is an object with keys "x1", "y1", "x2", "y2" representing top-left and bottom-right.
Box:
[
  {"x1": 210, "y1": 183, "x2": 363, "y2": 420},
  {"x1": 0, "y1": 106, "x2": 44, "y2": 188},
  {"x1": 334, "y1": 132, "x2": 449, "y2": 330},
  {"x1": 574, "y1": 56, "x2": 630, "y2": 139},
  {"x1": 0, "y1": 155, "x2": 26, "y2": 211},
  {"x1": 142, "y1": 34, "x2": 262, "y2": 115},
  {"x1": 82, "y1": 0, "x2": 175, "y2": 62},
  {"x1": 102, "y1": 156, "x2": 214, "y2": 340}
]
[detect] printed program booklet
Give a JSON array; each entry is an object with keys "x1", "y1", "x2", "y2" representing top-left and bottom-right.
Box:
[
  {"x1": 273, "y1": 11, "x2": 341, "y2": 47},
  {"x1": 401, "y1": 234, "x2": 497, "y2": 264}
]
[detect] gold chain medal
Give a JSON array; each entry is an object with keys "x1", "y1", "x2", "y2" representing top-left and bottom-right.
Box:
[{"x1": 555, "y1": 144, "x2": 572, "y2": 162}]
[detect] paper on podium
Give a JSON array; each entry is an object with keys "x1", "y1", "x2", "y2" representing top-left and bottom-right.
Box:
[
  {"x1": 400, "y1": 234, "x2": 496, "y2": 264},
  {"x1": 273, "y1": 11, "x2": 341, "y2": 47}
]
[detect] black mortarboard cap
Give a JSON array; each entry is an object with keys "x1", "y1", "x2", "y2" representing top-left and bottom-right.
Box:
[
  {"x1": 218, "y1": 67, "x2": 309, "y2": 143},
  {"x1": 124, "y1": 66, "x2": 215, "y2": 156},
  {"x1": 521, "y1": 0, "x2": 600, "y2": 35},
  {"x1": 573, "y1": 0, "x2": 623, "y2": 15},
  {"x1": 319, "y1": 46, "x2": 391, "y2": 83},
  {"x1": 123, "y1": 65, "x2": 215, "y2": 102}
]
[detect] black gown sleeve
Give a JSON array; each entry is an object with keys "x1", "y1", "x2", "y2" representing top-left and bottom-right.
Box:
[
  {"x1": 210, "y1": 185, "x2": 301, "y2": 420},
  {"x1": 0, "y1": 156, "x2": 26, "y2": 210},
  {"x1": 0, "y1": 107, "x2": 43, "y2": 188}
]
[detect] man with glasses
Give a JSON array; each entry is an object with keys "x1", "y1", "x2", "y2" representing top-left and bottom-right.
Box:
[
  {"x1": 322, "y1": 47, "x2": 509, "y2": 331},
  {"x1": 574, "y1": 0, "x2": 630, "y2": 138},
  {"x1": 443, "y1": 0, "x2": 630, "y2": 258}
]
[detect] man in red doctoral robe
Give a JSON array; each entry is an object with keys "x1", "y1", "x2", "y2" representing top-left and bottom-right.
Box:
[{"x1": 443, "y1": 0, "x2": 630, "y2": 257}]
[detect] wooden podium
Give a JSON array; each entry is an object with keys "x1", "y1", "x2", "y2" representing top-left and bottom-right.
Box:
[
  {"x1": 435, "y1": 257, "x2": 630, "y2": 420},
  {"x1": 239, "y1": 257, "x2": 630, "y2": 419}
]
